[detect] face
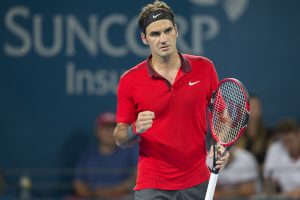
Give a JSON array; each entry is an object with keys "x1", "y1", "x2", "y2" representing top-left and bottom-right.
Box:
[
  {"x1": 249, "y1": 97, "x2": 262, "y2": 121},
  {"x1": 96, "y1": 125, "x2": 116, "y2": 147},
  {"x1": 141, "y1": 19, "x2": 178, "y2": 58},
  {"x1": 281, "y1": 131, "x2": 300, "y2": 157}
]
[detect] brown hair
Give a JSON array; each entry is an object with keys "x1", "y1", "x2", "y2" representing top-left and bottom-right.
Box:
[
  {"x1": 275, "y1": 118, "x2": 299, "y2": 134},
  {"x1": 137, "y1": 0, "x2": 175, "y2": 34}
]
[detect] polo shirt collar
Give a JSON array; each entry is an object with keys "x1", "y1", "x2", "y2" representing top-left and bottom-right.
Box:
[{"x1": 146, "y1": 52, "x2": 192, "y2": 78}]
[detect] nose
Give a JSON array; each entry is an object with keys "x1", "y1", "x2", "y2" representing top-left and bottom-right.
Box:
[{"x1": 160, "y1": 33, "x2": 167, "y2": 43}]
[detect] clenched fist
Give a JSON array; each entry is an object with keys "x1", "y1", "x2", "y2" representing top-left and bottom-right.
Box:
[{"x1": 135, "y1": 111, "x2": 155, "y2": 134}]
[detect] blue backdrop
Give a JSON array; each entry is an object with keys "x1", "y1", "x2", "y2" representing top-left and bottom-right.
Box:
[{"x1": 0, "y1": 0, "x2": 299, "y2": 176}]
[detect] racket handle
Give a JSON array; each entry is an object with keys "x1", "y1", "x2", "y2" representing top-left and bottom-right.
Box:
[{"x1": 205, "y1": 173, "x2": 219, "y2": 200}]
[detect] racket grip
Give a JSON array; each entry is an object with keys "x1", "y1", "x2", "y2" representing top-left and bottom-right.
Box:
[{"x1": 205, "y1": 173, "x2": 219, "y2": 200}]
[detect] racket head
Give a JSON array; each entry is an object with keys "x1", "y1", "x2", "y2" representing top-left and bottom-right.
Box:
[{"x1": 208, "y1": 78, "x2": 250, "y2": 146}]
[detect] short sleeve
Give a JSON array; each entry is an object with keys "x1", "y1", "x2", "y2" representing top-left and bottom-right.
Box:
[{"x1": 116, "y1": 76, "x2": 137, "y2": 124}]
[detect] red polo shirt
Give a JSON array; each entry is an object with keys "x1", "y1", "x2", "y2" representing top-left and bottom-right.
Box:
[{"x1": 116, "y1": 53, "x2": 219, "y2": 190}]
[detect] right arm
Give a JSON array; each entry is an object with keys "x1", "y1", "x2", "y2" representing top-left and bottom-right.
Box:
[
  {"x1": 114, "y1": 111, "x2": 155, "y2": 148},
  {"x1": 113, "y1": 123, "x2": 139, "y2": 148}
]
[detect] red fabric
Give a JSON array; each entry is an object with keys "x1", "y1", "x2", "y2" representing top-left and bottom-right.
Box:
[{"x1": 116, "y1": 53, "x2": 219, "y2": 190}]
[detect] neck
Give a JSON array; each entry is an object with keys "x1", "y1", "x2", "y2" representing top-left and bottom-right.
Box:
[
  {"x1": 247, "y1": 119, "x2": 261, "y2": 137},
  {"x1": 151, "y1": 52, "x2": 181, "y2": 72}
]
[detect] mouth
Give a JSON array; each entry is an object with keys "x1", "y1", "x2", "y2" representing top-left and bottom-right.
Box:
[{"x1": 160, "y1": 45, "x2": 170, "y2": 51}]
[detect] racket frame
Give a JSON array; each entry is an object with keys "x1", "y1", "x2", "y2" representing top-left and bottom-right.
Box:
[{"x1": 208, "y1": 78, "x2": 250, "y2": 147}]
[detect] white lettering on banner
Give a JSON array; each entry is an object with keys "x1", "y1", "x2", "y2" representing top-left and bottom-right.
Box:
[
  {"x1": 66, "y1": 62, "x2": 119, "y2": 96},
  {"x1": 192, "y1": 15, "x2": 219, "y2": 52},
  {"x1": 98, "y1": 14, "x2": 128, "y2": 57},
  {"x1": 33, "y1": 15, "x2": 63, "y2": 57},
  {"x1": 4, "y1": 6, "x2": 31, "y2": 57},
  {"x1": 66, "y1": 15, "x2": 98, "y2": 56},
  {"x1": 3, "y1": 5, "x2": 248, "y2": 96},
  {"x1": 126, "y1": 16, "x2": 150, "y2": 57},
  {"x1": 176, "y1": 15, "x2": 219, "y2": 55},
  {"x1": 3, "y1": 6, "x2": 221, "y2": 58}
]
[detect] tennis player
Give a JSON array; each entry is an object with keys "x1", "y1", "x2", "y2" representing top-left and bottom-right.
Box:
[{"x1": 113, "y1": 1, "x2": 230, "y2": 199}]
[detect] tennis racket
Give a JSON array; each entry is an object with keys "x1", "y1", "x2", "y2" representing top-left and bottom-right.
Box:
[{"x1": 204, "y1": 78, "x2": 250, "y2": 200}]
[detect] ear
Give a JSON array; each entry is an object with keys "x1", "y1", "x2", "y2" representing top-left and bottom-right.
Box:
[
  {"x1": 141, "y1": 32, "x2": 148, "y2": 45},
  {"x1": 174, "y1": 24, "x2": 178, "y2": 37}
]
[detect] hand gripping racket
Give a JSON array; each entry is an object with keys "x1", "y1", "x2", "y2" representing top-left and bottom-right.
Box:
[{"x1": 204, "y1": 78, "x2": 250, "y2": 200}]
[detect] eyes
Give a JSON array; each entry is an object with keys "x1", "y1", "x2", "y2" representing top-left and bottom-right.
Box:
[{"x1": 149, "y1": 27, "x2": 174, "y2": 37}]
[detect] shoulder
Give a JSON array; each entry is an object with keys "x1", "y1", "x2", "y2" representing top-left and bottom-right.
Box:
[
  {"x1": 263, "y1": 141, "x2": 286, "y2": 176},
  {"x1": 120, "y1": 60, "x2": 147, "y2": 81},
  {"x1": 266, "y1": 141, "x2": 284, "y2": 156},
  {"x1": 182, "y1": 53, "x2": 216, "y2": 76},
  {"x1": 235, "y1": 148, "x2": 257, "y2": 164},
  {"x1": 264, "y1": 141, "x2": 285, "y2": 166},
  {"x1": 183, "y1": 53, "x2": 214, "y2": 66}
]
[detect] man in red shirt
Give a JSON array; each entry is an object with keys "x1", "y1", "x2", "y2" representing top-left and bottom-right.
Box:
[{"x1": 113, "y1": 0, "x2": 230, "y2": 199}]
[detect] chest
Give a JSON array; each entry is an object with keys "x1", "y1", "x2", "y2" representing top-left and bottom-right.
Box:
[
  {"x1": 85, "y1": 151, "x2": 131, "y2": 168},
  {"x1": 156, "y1": 68, "x2": 179, "y2": 85},
  {"x1": 131, "y1": 71, "x2": 211, "y2": 116}
]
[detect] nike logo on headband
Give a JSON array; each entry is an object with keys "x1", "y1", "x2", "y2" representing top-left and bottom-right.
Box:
[{"x1": 153, "y1": 13, "x2": 162, "y2": 18}]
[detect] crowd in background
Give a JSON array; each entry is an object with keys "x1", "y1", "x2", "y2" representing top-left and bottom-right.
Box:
[
  {"x1": 213, "y1": 95, "x2": 300, "y2": 199},
  {"x1": 0, "y1": 95, "x2": 299, "y2": 200}
]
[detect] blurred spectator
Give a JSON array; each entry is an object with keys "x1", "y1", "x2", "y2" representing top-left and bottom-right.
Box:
[
  {"x1": 263, "y1": 118, "x2": 300, "y2": 199},
  {"x1": 237, "y1": 94, "x2": 271, "y2": 165},
  {"x1": 211, "y1": 147, "x2": 259, "y2": 199},
  {"x1": 73, "y1": 112, "x2": 138, "y2": 199}
]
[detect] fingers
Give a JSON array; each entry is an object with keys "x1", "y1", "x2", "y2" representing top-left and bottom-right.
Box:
[
  {"x1": 215, "y1": 151, "x2": 230, "y2": 170},
  {"x1": 208, "y1": 144, "x2": 230, "y2": 170},
  {"x1": 138, "y1": 111, "x2": 155, "y2": 121},
  {"x1": 135, "y1": 111, "x2": 155, "y2": 133},
  {"x1": 217, "y1": 145, "x2": 226, "y2": 157},
  {"x1": 208, "y1": 144, "x2": 225, "y2": 158}
]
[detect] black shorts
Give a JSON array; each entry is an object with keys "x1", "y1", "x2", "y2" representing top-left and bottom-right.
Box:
[{"x1": 134, "y1": 181, "x2": 208, "y2": 200}]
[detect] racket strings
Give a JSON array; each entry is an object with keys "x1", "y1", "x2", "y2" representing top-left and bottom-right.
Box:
[{"x1": 212, "y1": 81, "x2": 248, "y2": 144}]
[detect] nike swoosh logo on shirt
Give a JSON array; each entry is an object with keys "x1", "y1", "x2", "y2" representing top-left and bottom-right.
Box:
[
  {"x1": 153, "y1": 13, "x2": 162, "y2": 18},
  {"x1": 189, "y1": 80, "x2": 201, "y2": 86}
]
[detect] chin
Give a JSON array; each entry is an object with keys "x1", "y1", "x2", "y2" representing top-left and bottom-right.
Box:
[{"x1": 159, "y1": 49, "x2": 174, "y2": 57}]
